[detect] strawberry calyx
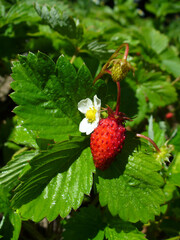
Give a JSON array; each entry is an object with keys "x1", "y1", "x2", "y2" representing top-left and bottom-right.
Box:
[{"x1": 106, "y1": 106, "x2": 131, "y2": 124}]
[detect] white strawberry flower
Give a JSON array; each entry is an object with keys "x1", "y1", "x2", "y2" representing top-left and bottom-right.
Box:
[{"x1": 78, "y1": 95, "x2": 101, "y2": 135}]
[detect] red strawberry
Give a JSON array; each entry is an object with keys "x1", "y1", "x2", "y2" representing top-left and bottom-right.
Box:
[{"x1": 90, "y1": 112, "x2": 126, "y2": 170}]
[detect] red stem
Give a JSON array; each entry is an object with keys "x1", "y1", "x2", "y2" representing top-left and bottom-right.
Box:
[
  {"x1": 116, "y1": 82, "x2": 121, "y2": 114},
  {"x1": 136, "y1": 134, "x2": 161, "y2": 153},
  {"x1": 123, "y1": 43, "x2": 129, "y2": 60}
]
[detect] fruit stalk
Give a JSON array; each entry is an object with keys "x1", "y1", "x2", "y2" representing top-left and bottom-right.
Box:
[{"x1": 136, "y1": 133, "x2": 161, "y2": 153}]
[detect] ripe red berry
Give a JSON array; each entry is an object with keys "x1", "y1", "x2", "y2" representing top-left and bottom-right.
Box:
[
  {"x1": 90, "y1": 115, "x2": 126, "y2": 170},
  {"x1": 165, "y1": 112, "x2": 174, "y2": 119}
]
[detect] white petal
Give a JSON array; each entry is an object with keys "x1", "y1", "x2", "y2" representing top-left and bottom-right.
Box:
[
  {"x1": 95, "y1": 111, "x2": 100, "y2": 122},
  {"x1": 79, "y1": 118, "x2": 89, "y2": 133},
  {"x1": 86, "y1": 121, "x2": 98, "y2": 135},
  {"x1": 78, "y1": 98, "x2": 93, "y2": 114},
  {"x1": 93, "y1": 95, "x2": 101, "y2": 111}
]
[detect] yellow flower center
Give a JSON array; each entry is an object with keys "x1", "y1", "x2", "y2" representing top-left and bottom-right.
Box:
[{"x1": 85, "y1": 107, "x2": 97, "y2": 123}]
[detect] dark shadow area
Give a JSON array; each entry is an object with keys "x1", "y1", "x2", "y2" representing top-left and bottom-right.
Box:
[
  {"x1": 105, "y1": 79, "x2": 138, "y2": 118},
  {"x1": 0, "y1": 214, "x2": 14, "y2": 240}
]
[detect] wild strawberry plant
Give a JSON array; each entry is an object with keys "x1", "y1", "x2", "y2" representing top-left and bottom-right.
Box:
[{"x1": 0, "y1": 0, "x2": 180, "y2": 239}]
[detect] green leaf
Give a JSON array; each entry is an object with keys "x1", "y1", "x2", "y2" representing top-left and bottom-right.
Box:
[
  {"x1": 8, "y1": 117, "x2": 38, "y2": 149},
  {"x1": 0, "y1": 1, "x2": 40, "y2": 27},
  {"x1": 11, "y1": 52, "x2": 100, "y2": 142},
  {"x1": 105, "y1": 218, "x2": 146, "y2": 240},
  {"x1": 35, "y1": 3, "x2": 77, "y2": 39},
  {"x1": 149, "y1": 120, "x2": 166, "y2": 148},
  {"x1": 163, "y1": 182, "x2": 178, "y2": 203},
  {"x1": 168, "y1": 153, "x2": 180, "y2": 187},
  {"x1": 96, "y1": 132, "x2": 165, "y2": 223},
  {"x1": 169, "y1": 126, "x2": 180, "y2": 153},
  {"x1": 11, "y1": 138, "x2": 95, "y2": 221},
  {"x1": 144, "y1": 116, "x2": 166, "y2": 148},
  {"x1": 62, "y1": 206, "x2": 105, "y2": 240},
  {"x1": 86, "y1": 41, "x2": 113, "y2": 60},
  {"x1": 126, "y1": 69, "x2": 177, "y2": 117},
  {"x1": 145, "y1": 1, "x2": 180, "y2": 17},
  {"x1": 0, "y1": 188, "x2": 10, "y2": 215},
  {"x1": 160, "y1": 48, "x2": 180, "y2": 78},
  {"x1": 0, "y1": 150, "x2": 39, "y2": 192},
  {"x1": 125, "y1": 69, "x2": 173, "y2": 127},
  {"x1": 140, "y1": 80, "x2": 177, "y2": 107},
  {"x1": 141, "y1": 27, "x2": 169, "y2": 54}
]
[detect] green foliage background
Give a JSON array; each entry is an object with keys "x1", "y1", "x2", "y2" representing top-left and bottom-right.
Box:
[{"x1": 0, "y1": 0, "x2": 180, "y2": 239}]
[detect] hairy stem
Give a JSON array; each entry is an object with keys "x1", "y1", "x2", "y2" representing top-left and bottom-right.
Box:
[
  {"x1": 122, "y1": 43, "x2": 129, "y2": 60},
  {"x1": 172, "y1": 76, "x2": 180, "y2": 86},
  {"x1": 136, "y1": 134, "x2": 161, "y2": 153},
  {"x1": 93, "y1": 71, "x2": 106, "y2": 84}
]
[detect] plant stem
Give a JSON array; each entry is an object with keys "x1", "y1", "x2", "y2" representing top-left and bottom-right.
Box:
[
  {"x1": 122, "y1": 43, "x2": 129, "y2": 60},
  {"x1": 70, "y1": 47, "x2": 80, "y2": 64},
  {"x1": 116, "y1": 81, "x2": 121, "y2": 114},
  {"x1": 70, "y1": 54, "x2": 76, "y2": 64},
  {"x1": 136, "y1": 134, "x2": 161, "y2": 153},
  {"x1": 109, "y1": 43, "x2": 129, "y2": 61},
  {"x1": 93, "y1": 71, "x2": 106, "y2": 84},
  {"x1": 172, "y1": 77, "x2": 180, "y2": 86}
]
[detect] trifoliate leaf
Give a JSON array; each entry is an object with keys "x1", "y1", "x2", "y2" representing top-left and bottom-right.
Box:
[
  {"x1": 126, "y1": 68, "x2": 177, "y2": 124},
  {"x1": 35, "y1": 3, "x2": 77, "y2": 39},
  {"x1": 96, "y1": 132, "x2": 165, "y2": 223},
  {"x1": 11, "y1": 52, "x2": 100, "y2": 142},
  {"x1": 11, "y1": 138, "x2": 95, "y2": 221}
]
